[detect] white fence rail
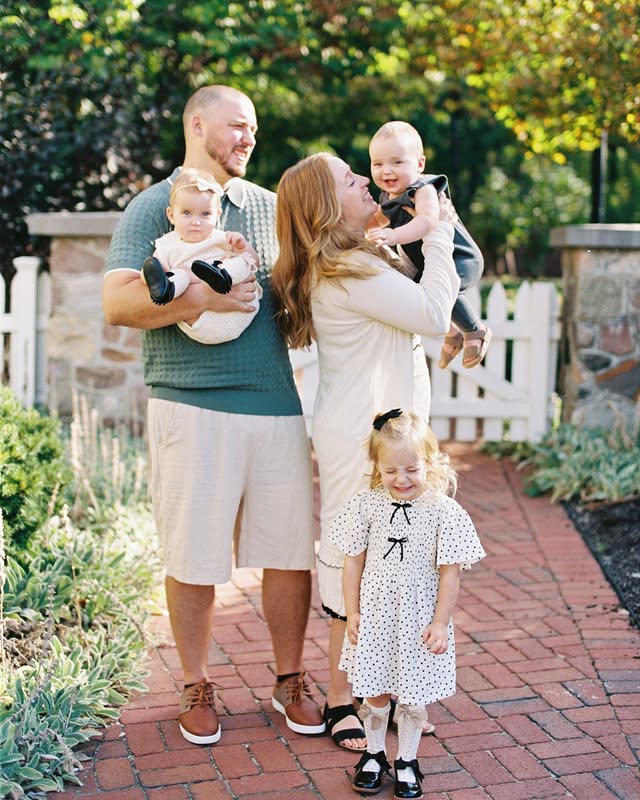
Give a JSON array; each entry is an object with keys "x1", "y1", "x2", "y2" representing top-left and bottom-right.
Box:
[
  {"x1": 3, "y1": 260, "x2": 559, "y2": 444},
  {"x1": 290, "y1": 281, "x2": 560, "y2": 443},
  {"x1": 1, "y1": 256, "x2": 49, "y2": 408}
]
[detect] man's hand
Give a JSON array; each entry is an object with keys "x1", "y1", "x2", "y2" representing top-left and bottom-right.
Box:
[{"x1": 200, "y1": 273, "x2": 258, "y2": 313}]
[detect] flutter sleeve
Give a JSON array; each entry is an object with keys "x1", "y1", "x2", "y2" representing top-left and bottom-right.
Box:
[
  {"x1": 327, "y1": 491, "x2": 371, "y2": 557},
  {"x1": 436, "y1": 496, "x2": 486, "y2": 570}
]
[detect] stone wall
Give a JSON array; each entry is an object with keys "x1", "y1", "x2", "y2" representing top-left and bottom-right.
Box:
[
  {"x1": 551, "y1": 224, "x2": 640, "y2": 432},
  {"x1": 26, "y1": 211, "x2": 147, "y2": 430}
]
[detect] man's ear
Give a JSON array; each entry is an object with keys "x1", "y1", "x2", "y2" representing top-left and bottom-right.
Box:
[{"x1": 191, "y1": 113, "x2": 203, "y2": 138}]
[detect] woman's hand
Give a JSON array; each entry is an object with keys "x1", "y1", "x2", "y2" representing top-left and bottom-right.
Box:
[
  {"x1": 366, "y1": 227, "x2": 398, "y2": 246},
  {"x1": 438, "y1": 194, "x2": 458, "y2": 225},
  {"x1": 346, "y1": 612, "x2": 361, "y2": 645},
  {"x1": 422, "y1": 621, "x2": 449, "y2": 654}
]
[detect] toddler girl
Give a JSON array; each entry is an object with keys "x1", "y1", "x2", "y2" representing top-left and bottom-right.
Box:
[
  {"x1": 141, "y1": 167, "x2": 262, "y2": 344},
  {"x1": 329, "y1": 409, "x2": 485, "y2": 798},
  {"x1": 368, "y1": 121, "x2": 492, "y2": 369}
]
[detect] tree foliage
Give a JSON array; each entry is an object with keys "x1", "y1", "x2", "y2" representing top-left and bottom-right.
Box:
[
  {"x1": 1, "y1": 0, "x2": 638, "y2": 279},
  {"x1": 399, "y1": 0, "x2": 639, "y2": 157}
]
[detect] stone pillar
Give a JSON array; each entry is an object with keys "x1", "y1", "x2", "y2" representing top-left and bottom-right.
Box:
[
  {"x1": 25, "y1": 211, "x2": 147, "y2": 429},
  {"x1": 551, "y1": 224, "x2": 640, "y2": 431}
]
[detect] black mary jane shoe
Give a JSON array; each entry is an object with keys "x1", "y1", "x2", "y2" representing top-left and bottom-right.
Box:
[
  {"x1": 143, "y1": 256, "x2": 175, "y2": 305},
  {"x1": 352, "y1": 750, "x2": 391, "y2": 794},
  {"x1": 393, "y1": 758, "x2": 424, "y2": 800},
  {"x1": 191, "y1": 260, "x2": 233, "y2": 294}
]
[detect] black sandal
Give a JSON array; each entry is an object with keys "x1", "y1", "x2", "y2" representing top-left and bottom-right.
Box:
[{"x1": 323, "y1": 703, "x2": 367, "y2": 752}]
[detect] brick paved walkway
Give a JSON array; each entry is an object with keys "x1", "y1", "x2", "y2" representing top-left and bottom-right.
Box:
[{"x1": 55, "y1": 445, "x2": 640, "y2": 800}]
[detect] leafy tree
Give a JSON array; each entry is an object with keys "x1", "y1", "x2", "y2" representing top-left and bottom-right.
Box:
[
  {"x1": 1, "y1": 0, "x2": 637, "y2": 282},
  {"x1": 471, "y1": 158, "x2": 591, "y2": 274},
  {"x1": 400, "y1": 0, "x2": 639, "y2": 155},
  {"x1": 0, "y1": 2, "x2": 162, "y2": 278},
  {"x1": 386, "y1": 0, "x2": 639, "y2": 223}
]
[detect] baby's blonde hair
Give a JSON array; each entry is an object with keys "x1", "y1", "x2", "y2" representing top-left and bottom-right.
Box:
[
  {"x1": 367, "y1": 409, "x2": 457, "y2": 496},
  {"x1": 169, "y1": 168, "x2": 223, "y2": 207},
  {"x1": 370, "y1": 121, "x2": 424, "y2": 159}
]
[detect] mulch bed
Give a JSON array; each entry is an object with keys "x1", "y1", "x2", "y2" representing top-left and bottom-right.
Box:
[{"x1": 564, "y1": 497, "x2": 640, "y2": 630}]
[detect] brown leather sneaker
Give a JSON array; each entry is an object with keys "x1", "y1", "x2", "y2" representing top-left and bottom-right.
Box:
[
  {"x1": 272, "y1": 672, "x2": 326, "y2": 735},
  {"x1": 178, "y1": 680, "x2": 221, "y2": 745}
]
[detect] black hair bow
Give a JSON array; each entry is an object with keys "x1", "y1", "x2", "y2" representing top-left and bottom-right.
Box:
[{"x1": 372, "y1": 408, "x2": 403, "y2": 430}]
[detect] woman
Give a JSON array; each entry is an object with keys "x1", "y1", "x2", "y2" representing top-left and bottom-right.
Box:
[{"x1": 272, "y1": 153, "x2": 460, "y2": 751}]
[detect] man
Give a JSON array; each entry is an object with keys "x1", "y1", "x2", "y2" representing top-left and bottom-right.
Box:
[{"x1": 103, "y1": 85, "x2": 324, "y2": 745}]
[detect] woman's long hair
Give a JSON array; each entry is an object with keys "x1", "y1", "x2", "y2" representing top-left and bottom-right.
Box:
[{"x1": 272, "y1": 153, "x2": 394, "y2": 349}]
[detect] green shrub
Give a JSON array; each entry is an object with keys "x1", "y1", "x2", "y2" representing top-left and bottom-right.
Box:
[
  {"x1": 64, "y1": 392, "x2": 149, "y2": 529},
  {"x1": 0, "y1": 394, "x2": 159, "y2": 798},
  {"x1": 1, "y1": 504, "x2": 158, "y2": 799},
  {"x1": 483, "y1": 422, "x2": 640, "y2": 505},
  {"x1": 0, "y1": 388, "x2": 71, "y2": 555}
]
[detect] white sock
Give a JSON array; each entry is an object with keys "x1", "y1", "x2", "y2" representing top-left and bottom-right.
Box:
[
  {"x1": 169, "y1": 269, "x2": 190, "y2": 298},
  {"x1": 359, "y1": 700, "x2": 391, "y2": 771},
  {"x1": 395, "y1": 703, "x2": 426, "y2": 779}
]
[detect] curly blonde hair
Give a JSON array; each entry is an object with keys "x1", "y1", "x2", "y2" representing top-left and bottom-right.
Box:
[
  {"x1": 367, "y1": 410, "x2": 457, "y2": 497},
  {"x1": 272, "y1": 152, "x2": 398, "y2": 349}
]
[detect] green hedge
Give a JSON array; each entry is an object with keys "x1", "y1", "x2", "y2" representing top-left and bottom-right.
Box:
[{"x1": 0, "y1": 387, "x2": 71, "y2": 555}]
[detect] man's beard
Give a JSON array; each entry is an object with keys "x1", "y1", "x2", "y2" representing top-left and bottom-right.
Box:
[{"x1": 206, "y1": 142, "x2": 247, "y2": 179}]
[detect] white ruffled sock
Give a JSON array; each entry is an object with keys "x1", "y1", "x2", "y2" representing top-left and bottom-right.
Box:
[
  {"x1": 395, "y1": 703, "x2": 426, "y2": 780},
  {"x1": 359, "y1": 700, "x2": 391, "y2": 772}
]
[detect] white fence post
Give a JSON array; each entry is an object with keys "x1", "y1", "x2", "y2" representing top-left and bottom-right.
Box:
[
  {"x1": 455, "y1": 285, "x2": 482, "y2": 441},
  {"x1": 8, "y1": 256, "x2": 40, "y2": 407},
  {"x1": 528, "y1": 282, "x2": 559, "y2": 442},
  {"x1": 509, "y1": 282, "x2": 531, "y2": 441},
  {"x1": 483, "y1": 282, "x2": 508, "y2": 441},
  {"x1": 35, "y1": 270, "x2": 52, "y2": 407}
]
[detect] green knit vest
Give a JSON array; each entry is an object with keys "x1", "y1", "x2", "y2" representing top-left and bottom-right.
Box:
[{"x1": 106, "y1": 170, "x2": 301, "y2": 416}]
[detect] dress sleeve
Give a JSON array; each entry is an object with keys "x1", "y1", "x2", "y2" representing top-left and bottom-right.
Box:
[
  {"x1": 436, "y1": 497, "x2": 486, "y2": 570},
  {"x1": 338, "y1": 223, "x2": 461, "y2": 337},
  {"x1": 327, "y1": 491, "x2": 371, "y2": 556}
]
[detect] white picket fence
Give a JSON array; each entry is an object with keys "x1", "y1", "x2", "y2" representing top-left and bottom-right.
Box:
[
  {"x1": 290, "y1": 281, "x2": 560, "y2": 443},
  {"x1": 0, "y1": 256, "x2": 50, "y2": 408},
  {"x1": 3, "y1": 258, "x2": 559, "y2": 443}
]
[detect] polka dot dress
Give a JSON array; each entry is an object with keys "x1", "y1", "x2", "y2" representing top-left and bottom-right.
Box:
[{"x1": 328, "y1": 487, "x2": 486, "y2": 705}]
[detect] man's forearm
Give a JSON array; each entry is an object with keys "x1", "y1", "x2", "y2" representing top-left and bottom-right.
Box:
[{"x1": 102, "y1": 270, "x2": 255, "y2": 329}]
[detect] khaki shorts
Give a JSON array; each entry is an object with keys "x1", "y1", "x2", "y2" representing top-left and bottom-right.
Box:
[{"x1": 148, "y1": 399, "x2": 316, "y2": 584}]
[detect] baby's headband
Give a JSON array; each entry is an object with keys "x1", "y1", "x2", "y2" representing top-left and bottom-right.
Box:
[
  {"x1": 170, "y1": 176, "x2": 223, "y2": 203},
  {"x1": 372, "y1": 408, "x2": 403, "y2": 430}
]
